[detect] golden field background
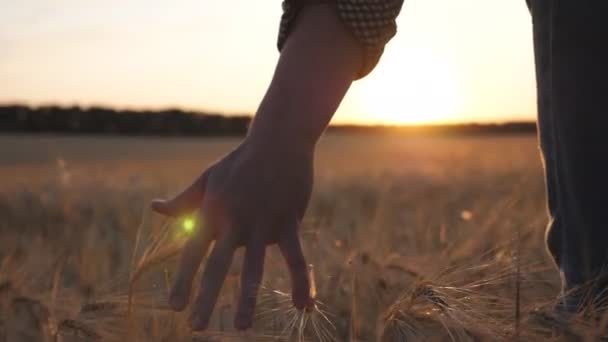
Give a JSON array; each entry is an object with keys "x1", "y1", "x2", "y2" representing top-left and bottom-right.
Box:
[{"x1": 1, "y1": 133, "x2": 601, "y2": 341}]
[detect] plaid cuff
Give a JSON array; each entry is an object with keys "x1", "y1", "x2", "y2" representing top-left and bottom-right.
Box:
[{"x1": 278, "y1": 0, "x2": 404, "y2": 79}]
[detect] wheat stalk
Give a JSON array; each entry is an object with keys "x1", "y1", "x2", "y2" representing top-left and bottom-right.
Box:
[
  {"x1": 128, "y1": 218, "x2": 182, "y2": 314},
  {"x1": 256, "y1": 265, "x2": 337, "y2": 342}
]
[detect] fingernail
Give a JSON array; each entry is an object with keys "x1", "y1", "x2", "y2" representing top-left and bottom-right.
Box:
[
  {"x1": 190, "y1": 313, "x2": 207, "y2": 331},
  {"x1": 169, "y1": 293, "x2": 186, "y2": 311},
  {"x1": 293, "y1": 295, "x2": 313, "y2": 310},
  {"x1": 151, "y1": 199, "x2": 165, "y2": 206},
  {"x1": 234, "y1": 314, "x2": 252, "y2": 330}
]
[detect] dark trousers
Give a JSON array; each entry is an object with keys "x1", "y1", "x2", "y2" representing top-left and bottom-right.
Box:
[{"x1": 529, "y1": 0, "x2": 608, "y2": 307}]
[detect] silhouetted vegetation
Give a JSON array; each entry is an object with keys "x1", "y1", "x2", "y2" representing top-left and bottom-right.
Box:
[
  {"x1": 0, "y1": 104, "x2": 537, "y2": 136},
  {"x1": 0, "y1": 105, "x2": 251, "y2": 136}
]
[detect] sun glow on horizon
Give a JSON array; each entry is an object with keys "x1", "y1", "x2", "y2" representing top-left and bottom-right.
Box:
[
  {"x1": 359, "y1": 48, "x2": 463, "y2": 125},
  {"x1": 1, "y1": 0, "x2": 536, "y2": 125}
]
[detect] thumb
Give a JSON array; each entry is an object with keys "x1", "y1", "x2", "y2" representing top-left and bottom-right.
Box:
[{"x1": 151, "y1": 170, "x2": 210, "y2": 217}]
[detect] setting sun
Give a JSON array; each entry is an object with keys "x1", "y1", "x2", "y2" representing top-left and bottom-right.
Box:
[{"x1": 360, "y1": 48, "x2": 462, "y2": 125}]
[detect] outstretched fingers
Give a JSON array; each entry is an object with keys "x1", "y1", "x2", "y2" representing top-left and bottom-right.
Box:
[
  {"x1": 278, "y1": 226, "x2": 312, "y2": 310},
  {"x1": 190, "y1": 234, "x2": 238, "y2": 330},
  {"x1": 169, "y1": 217, "x2": 214, "y2": 311},
  {"x1": 235, "y1": 238, "x2": 267, "y2": 330},
  {"x1": 151, "y1": 170, "x2": 210, "y2": 217}
]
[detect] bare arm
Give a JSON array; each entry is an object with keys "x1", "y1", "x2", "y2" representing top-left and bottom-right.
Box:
[
  {"x1": 151, "y1": 4, "x2": 362, "y2": 331},
  {"x1": 247, "y1": 4, "x2": 363, "y2": 152}
]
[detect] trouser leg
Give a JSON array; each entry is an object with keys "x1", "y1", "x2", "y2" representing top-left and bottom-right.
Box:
[
  {"x1": 529, "y1": 0, "x2": 561, "y2": 268},
  {"x1": 530, "y1": 0, "x2": 608, "y2": 308}
]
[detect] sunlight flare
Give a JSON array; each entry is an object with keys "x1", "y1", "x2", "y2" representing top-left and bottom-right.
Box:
[
  {"x1": 361, "y1": 48, "x2": 462, "y2": 125},
  {"x1": 182, "y1": 217, "x2": 195, "y2": 234}
]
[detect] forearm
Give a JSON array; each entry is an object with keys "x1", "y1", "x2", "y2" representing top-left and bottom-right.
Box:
[{"x1": 246, "y1": 4, "x2": 363, "y2": 154}]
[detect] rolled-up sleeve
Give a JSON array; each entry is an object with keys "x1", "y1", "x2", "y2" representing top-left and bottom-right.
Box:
[{"x1": 277, "y1": 0, "x2": 405, "y2": 79}]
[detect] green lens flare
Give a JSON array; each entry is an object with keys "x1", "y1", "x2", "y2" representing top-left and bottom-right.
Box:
[{"x1": 183, "y1": 218, "x2": 195, "y2": 233}]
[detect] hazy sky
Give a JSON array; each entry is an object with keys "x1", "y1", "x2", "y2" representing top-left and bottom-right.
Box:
[{"x1": 0, "y1": 0, "x2": 537, "y2": 124}]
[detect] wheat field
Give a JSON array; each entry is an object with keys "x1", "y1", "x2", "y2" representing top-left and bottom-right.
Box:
[{"x1": 1, "y1": 133, "x2": 605, "y2": 341}]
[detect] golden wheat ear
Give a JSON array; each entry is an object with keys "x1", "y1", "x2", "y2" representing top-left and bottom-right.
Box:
[{"x1": 255, "y1": 265, "x2": 337, "y2": 342}]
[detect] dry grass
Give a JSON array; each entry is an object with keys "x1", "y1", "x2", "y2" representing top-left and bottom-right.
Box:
[{"x1": 2, "y1": 133, "x2": 608, "y2": 341}]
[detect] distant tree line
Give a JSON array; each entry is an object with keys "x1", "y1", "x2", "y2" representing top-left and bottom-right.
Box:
[
  {"x1": 0, "y1": 104, "x2": 537, "y2": 136},
  {"x1": 0, "y1": 105, "x2": 251, "y2": 136}
]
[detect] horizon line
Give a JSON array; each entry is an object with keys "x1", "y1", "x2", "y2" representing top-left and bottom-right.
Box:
[{"x1": 0, "y1": 102, "x2": 536, "y2": 128}]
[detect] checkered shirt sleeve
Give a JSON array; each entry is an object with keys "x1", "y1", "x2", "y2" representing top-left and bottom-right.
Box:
[{"x1": 278, "y1": 0, "x2": 404, "y2": 79}]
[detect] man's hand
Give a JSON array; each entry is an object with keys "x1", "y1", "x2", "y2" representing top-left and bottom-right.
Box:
[
  {"x1": 151, "y1": 1, "x2": 362, "y2": 331},
  {"x1": 151, "y1": 140, "x2": 313, "y2": 331}
]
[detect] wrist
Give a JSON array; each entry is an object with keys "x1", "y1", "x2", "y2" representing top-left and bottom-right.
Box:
[{"x1": 244, "y1": 125, "x2": 317, "y2": 158}]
